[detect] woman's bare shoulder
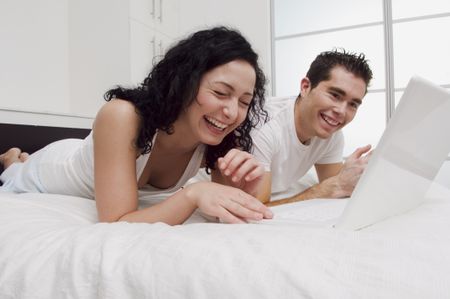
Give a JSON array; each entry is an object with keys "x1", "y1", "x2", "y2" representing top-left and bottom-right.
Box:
[
  {"x1": 97, "y1": 99, "x2": 138, "y2": 120},
  {"x1": 93, "y1": 99, "x2": 140, "y2": 129}
]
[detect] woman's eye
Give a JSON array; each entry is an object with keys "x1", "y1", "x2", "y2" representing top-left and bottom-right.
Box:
[
  {"x1": 214, "y1": 90, "x2": 227, "y2": 97},
  {"x1": 239, "y1": 100, "x2": 250, "y2": 107}
]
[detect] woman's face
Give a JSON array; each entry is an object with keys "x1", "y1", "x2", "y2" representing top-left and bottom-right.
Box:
[{"x1": 179, "y1": 59, "x2": 256, "y2": 146}]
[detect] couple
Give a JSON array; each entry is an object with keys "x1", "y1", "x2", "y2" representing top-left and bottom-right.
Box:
[{"x1": 0, "y1": 26, "x2": 373, "y2": 225}]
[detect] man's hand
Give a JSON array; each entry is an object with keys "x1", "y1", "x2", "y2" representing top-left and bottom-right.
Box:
[
  {"x1": 331, "y1": 144, "x2": 372, "y2": 197},
  {"x1": 266, "y1": 145, "x2": 372, "y2": 207}
]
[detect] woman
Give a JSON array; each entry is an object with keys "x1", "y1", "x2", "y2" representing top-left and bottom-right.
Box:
[{"x1": 0, "y1": 27, "x2": 273, "y2": 225}]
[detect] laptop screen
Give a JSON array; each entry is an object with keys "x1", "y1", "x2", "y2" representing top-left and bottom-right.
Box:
[{"x1": 335, "y1": 76, "x2": 450, "y2": 230}]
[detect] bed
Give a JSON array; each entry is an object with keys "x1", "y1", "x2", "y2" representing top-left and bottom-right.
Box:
[{"x1": 1, "y1": 124, "x2": 450, "y2": 298}]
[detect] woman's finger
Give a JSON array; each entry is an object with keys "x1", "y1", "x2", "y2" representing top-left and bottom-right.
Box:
[
  {"x1": 216, "y1": 206, "x2": 247, "y2": 224},
  {"x1": 221, "y1": 152, "x2": 252, "y2": 176},
  {"x1": 229, "y1": 158, "x2": 260, "y2": 182},
  {"x1": 221, "y1": 198, "x2": 264, "y2": 221},
  {"x1": 229, "y1": 190, "x2": 273, "y2": 218},
  {"x1": 243, "y1": 164, "x2": 265, "y2": 182}
]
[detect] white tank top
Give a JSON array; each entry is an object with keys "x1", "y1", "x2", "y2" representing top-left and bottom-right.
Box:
[{"x1": 37, "y1": 131, "x2": 206, "y2": 199}]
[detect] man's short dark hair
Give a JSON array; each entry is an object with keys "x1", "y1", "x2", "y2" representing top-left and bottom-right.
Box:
[{"x1": 306, "y1": 48, "x2": 373, "y2": 93}]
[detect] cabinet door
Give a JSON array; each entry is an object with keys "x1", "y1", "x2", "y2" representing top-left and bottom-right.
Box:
[
  {"x1": 154, "y1": 31, "x2": 174, "y2": 57},
  {"x1": 130, "y1": 0, "x2": 155, "y2": 28},
  {"x1": 154, "y1": 0, "x2": 179, "y2": 38},
  {"x1": 130, "y1": 20, "x2": 156, "y2": 84},
  {"x1": 129, "y1": 20, "x2": 175, "y2": 85}
]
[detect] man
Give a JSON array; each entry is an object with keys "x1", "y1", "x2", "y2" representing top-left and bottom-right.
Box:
[{"x1": 253, "y1": 49, "x2": 373, "y2": 206}]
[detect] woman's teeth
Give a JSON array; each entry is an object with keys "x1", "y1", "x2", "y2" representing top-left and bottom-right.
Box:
[{"x1": 205, "y1": 116, "x2": 228, "y2": 130}]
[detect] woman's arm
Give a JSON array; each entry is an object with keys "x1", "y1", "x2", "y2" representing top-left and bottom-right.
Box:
[
  {"x1": 92, "y1": 100, "x2": 271, "y2": 225},
  {"x1": 93, "y1": 99, "x2": 143, "y2": 222},
  {"x1": 120, "y1": 181, "x2": 272, "y2": 225}
]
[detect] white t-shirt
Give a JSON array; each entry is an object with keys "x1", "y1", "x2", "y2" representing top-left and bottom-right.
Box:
[{"x1": 252, "y1": 96, "x2": 344, "y2": 194}]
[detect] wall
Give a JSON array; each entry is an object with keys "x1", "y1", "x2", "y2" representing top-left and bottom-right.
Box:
[
  {"x1": 0, "y1": 0, "x2": 70, "y2": 114},
  {"x1": 0, "y1": 0, "x2": 130, "y2": 128},
  {"x1": 0, "y1": 0, "x2": 271, "y2": 128},
  {"x1": 179, "y1": 0, "x2": 272, "y2": 94},
  {"x1": 67, "y1": 0, "x2": 130, "y2": 117}
]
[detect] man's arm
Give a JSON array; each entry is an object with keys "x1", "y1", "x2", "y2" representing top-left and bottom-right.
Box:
[
  {"x1": 266, "y1": 145, "x2": 371, "y2": 207},
  {"x1": 266, "y1": 163, "x2": 342, "y2": 207},
  {"x1": 254, "y1": 172, "x2": 272, "y2": 204}
]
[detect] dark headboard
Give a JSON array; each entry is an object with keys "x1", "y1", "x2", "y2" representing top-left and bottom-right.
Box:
[{"x1": 0, "y1": 123, "x2": 90, "y2": 175}]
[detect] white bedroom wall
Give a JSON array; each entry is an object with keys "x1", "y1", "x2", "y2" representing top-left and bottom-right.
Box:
[
  {"x1": 178, "y1": 0, "x2": 272, "y2": 94},
  {"x1": 0, "y1": 0, "x2": 130, "y2": 128},
  {"x1": 67, "y1": 0, "x2": 130, "y2": 117},
  {"x1": 0, "y1": 0, "x2": 70, "y2": 114},
  {"x1": 0, "y1": 0, "x2": 270, "y2": 128}
]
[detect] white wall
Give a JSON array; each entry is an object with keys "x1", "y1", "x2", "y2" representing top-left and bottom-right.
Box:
[
  {"x1": 0, "y1": 0, "x2": 271, "y2": 127},
  {"x1": 67, "y1": 0, "x2": 130, "y2": 117},
  {"x1": 0, "y1": 0, "x2": 70, "y2": 114},
  {"x1": 179, "y1": 0, "x2": 272, "y2": 94},
  {"x1": 0, "y1": 0, "x2": 130, "y2": 127}
]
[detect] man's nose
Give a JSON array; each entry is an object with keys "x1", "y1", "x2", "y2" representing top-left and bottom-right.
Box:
[{"x1": 333, "y1": 101, "x2": 347, "y2": 115}]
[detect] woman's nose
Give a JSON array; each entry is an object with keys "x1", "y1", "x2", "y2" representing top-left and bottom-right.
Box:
[{"x1": 223, "y1": 100, "x2": 238, "y2": 120}]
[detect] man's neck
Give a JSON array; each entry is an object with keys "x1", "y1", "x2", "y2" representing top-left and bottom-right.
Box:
[{"x1": 293, "y1": 97, "x2": 312, "y2": 145}]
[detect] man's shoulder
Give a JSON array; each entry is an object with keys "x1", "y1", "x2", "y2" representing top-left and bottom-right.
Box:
[
  {"x1": 254, "y1": 96, "x2": 295, "y2": 131},
  {"x1": 265, "y1": 95, "x2": 296, "y2": 110},
  {"x1": 261, "y1": 95, "x2": 296, "y2": 122},
  {"x1": 252, "y1": 96, "x2": 297, "y2": 152}
]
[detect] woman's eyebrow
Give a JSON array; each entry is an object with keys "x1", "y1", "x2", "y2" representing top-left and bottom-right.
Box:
[{"x1": 212, "y1": 81, "x2": 253, "y2": 96}]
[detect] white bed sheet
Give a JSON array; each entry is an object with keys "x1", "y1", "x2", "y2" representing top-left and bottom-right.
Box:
[{"x1": 1, "y1": 188, "x2": 450, "y2": 299}]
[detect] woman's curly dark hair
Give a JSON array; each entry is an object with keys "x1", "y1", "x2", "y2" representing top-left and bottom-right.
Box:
[{"x1": 104, "y1": 26, "x2": 268, "y2": 172}]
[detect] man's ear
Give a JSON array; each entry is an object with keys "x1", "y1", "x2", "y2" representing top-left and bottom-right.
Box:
[{"x1": 300, "y1": 77, "x2": 311, "y2": 95}]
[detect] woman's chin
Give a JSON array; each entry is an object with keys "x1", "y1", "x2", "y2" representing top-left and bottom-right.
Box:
[
  {"x1": 199, "y1": 131, "x2": 227, "y2": 146},
  {"x1": 202, "y1": 137, "x2": 224, "y2": 146}
]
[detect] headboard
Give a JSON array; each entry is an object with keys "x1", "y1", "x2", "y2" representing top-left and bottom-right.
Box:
[{"x1": 0, "y1": 123, "x2": 90, "y2": 175}]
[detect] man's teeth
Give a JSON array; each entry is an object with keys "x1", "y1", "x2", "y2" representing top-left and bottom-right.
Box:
[
  {"x1": 205, "y1": 116, "x2": 228, "y2": 130},
  {"x1": 322, "y1": 114, "x2": 339, "y2": 126}
]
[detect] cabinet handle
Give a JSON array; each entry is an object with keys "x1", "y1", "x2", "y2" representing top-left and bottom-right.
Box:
[
  {"x1": 151, "y1": 0, "x2": 155, "y2": 19},
  {"x1": 158, "y1": 40, "x2": 163, "y2": 55},
  {"x1": 150, "y1": 37, "x2": 156, "y2": 57},
  {"x1": 158, "y1": 0, "x2": 162, "y2": 22}
]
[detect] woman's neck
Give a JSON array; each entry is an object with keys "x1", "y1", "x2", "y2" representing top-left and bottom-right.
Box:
[{"x1": 154, "y1": 127, "x2": 200, "y2": 155}]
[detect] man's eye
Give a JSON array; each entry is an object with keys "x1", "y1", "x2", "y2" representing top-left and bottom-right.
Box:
[
  {"x1": 330, "y1": 92, "x2": 339, "y2": 99},
  {"x1": 351, "y1": 102, "x2": 360, "y2": 109}
]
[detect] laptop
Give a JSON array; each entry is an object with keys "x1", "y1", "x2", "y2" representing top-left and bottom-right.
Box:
[{"x1": 264, "y1": 76, "x2": 450, "y2": 230}]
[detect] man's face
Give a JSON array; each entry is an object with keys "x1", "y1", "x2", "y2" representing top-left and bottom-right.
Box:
[{"x1": 295, "y1": 66, "x2": 367, "y2": 143}]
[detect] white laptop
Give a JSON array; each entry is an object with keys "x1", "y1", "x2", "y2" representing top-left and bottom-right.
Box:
[{"x1": 265, "y1": 76, "x2": 450, "y2": 230}]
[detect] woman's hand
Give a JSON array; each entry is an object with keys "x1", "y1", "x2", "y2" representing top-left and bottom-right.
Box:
[
  {"x1": 214, "y1": 149, "x2": 265, "y2": 197},
  {"x1": 184, "y1": 181, "x2": 273, "y2": 224}
]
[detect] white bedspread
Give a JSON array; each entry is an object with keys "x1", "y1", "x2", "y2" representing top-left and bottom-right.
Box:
[{"x1": 1, "y1": 189, "x2": 450, "y2": 299}]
